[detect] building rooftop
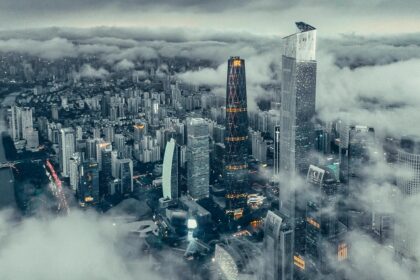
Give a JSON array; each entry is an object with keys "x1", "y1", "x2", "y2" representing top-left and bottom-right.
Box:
[{"x1": 296, "y1": 22, "x2": 316, "y2": 32}]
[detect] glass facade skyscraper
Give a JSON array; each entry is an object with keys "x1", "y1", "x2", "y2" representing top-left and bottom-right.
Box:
[
  {"x1": 280, "y1": 22, "x2": 317, "y2": 176},
  {"x1": 278, "y1": 22, "x2": 317, "y2": 275},
  {"x1": 263, "y1": 210, "x2": 294, "y2": 280},
  {"x1": 224, "y1": 56, "x2": 249, "y2": 216},
  {"x1": 395, "y1": 138, "x2": 420, "y2": 262},
  {"x1": 187, "y1": 118, "x2": 209, "y2": 199}
]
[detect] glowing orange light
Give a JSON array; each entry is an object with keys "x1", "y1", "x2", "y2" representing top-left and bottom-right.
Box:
[
  {"x1": 338, "y1": 243, "x2": 348, "y2": 261},
  {"x1": 306, "y1": 217, "x2": 320, "y2": 229},
  {"x1": 233, "y1": 60, "x2": 242, "y2": 67},
  {"x1": 226, "y1": 107, "x2": 247, "y2": 113},
  {"x1": 294, "y1": 255, "x2": 305, "y2": 270},
  {"x1": 225, "y1": 136, "x2": 248, "y2": 142},
  {"x1": 226, "y1": 164, "x2": 248, "y2": 171},
  {"x1": 134, "y1": 124, "x2": 145, "y2": 129}
]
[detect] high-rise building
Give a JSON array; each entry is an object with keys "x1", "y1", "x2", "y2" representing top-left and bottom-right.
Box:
[
  {"x1": 273, "y1": 125, "x2": 281, "y2": 178},
  {"x1": 278, "y1": 22, "x2": 317, "y2": 274},
  {"x1": 186, "y1": 118, "x2": 209, "y2": 199},
  {"x1": 114, "y1": 134, "x2": 126, "y2": 157},
  {"x1": 10, "y1": 106, "x2": 35, "y2": 143},
  {"x1": 347, "y1": 125, "x2": 375, "y2": 183},
  {"x1": 224, "y1": 56, "x2": 249, "y2": 217},
  {"x1": 162, "y1": 138, "x2": 179, "y2": 201},
  {"x1": 279, "y1": 22, "x2": 317, "y2": 176},
  {"x1": 304, "y1": 164, "x2": 347, "y2": 277},
  {"x1": 51, "y1": 104, "x2": 59, "y2": 120},
  {"x1": 10, "y1": 105, "x2": 21, "y2": 141},
  {"x1": 99, "y1": 142, "x2": 112, "y2": 196},
  {"x1": 118, "y1": 158, "x2": 133, "y2": 194},
  {"x1": 394, "y1": 138, "x2": 420, "y2": 263},
  {"x1": 343, "y1": 125, "x2": 375, "y2": 230},
  {"x1": 78, "y1": 161, "x2": 100, "y2": 205},
  {"x1": 86, "y1": 138, "x2": 97, "y2": 160},
  {"x1": 20, "y1": 107, "x2": 33, "y2": 141},
  {"x1": 69, "y1": 152, "x2": 81, "y2": 192},
  {"x1": 59, "y1": 128, "x2": 75, "y2": 177},
  {"x1": 133, "y1": 122, "x2": 146, "y2": 142},
  {"x1": 263, "y1": 210, "x2": 294, "y2": 280}
]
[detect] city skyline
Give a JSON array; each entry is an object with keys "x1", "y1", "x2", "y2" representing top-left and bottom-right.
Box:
[{"x1": 0, "y1": 2, "x2": 420, "y2": 280}]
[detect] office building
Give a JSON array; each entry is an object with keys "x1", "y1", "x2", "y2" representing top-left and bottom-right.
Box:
[
  {"x1": 118, "y1": 158, "x2": 133, "y2": 194},
  {"x1": 305, "y1": 164, "x2": 347, "y2": 277},
  {"x1": 59, "y1": 127, "x2": 75, "y2": 177},
  {"x1": 263, "y1": 210, "x2": 294, "y2": 280},
  {"x1": 78, "y1": 161, "x2": 100, "y2": 205},
  {"x1": 394, "y1": 138, "x2": 420, "y2": 262},
  {"x1": 273, "y1": 125, "x2": 281, "y2": 179},
  {"x1": 162, "y1": 138, "x2": 179, "y2": 201},
  {"x1": 279, "y1": 21, "x2": 317, "y2": 176},
  {"x1": 187, "y1": 118, "x2": 209, "y2": 199}
]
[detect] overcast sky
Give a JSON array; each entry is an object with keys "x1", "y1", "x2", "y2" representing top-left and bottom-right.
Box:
[{"x1": 1, "y1": 0, "x2": 420, "y2": 36}]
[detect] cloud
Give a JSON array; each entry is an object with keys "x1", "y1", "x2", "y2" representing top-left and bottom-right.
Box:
[
  {"x1": 0, "y1": 209, "x2": 161, "y2": 280},
  {"x1": 74, "y1": 64, "x2": 110, "y2": 79},
  {"x1": 0, "y1": 37, "x2": 76, "y2": 60},
  {"x1": 316, "y1": 52, "x2": 420, "y2": 137},
  {"x1": 114, "y1": 59, "x2": 135, "y2": 71}
]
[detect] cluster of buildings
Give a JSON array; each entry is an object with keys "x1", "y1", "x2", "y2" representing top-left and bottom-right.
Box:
[{"x1": 4, "y1": 21, "x2": 420, "y2": 280}]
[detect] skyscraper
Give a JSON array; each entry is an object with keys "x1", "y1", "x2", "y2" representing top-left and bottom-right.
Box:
[
  {"x1": 395, "y1": 138, "x2": 420, "y2": 263},
  {"x1": 274, "y1": 125, "x2": 281, "y2": 178},
  {"x1": 187, "y1": 118, "x2": 209, "y2": 199},
  {"x1": 224, "y1": 56, "x2": 249, "y2": 217},
  {"x1": 10, "y1": 106, "x2": 35, "y2": 143},
  {"x1": 162, "y1": 138, "x2": 179, "y2": 201},
  {"x1": 118, "y1": 158, "x2": 133, "y2": 194},
  {"x1": 278, "y1": 22, "x2": 317, "y2": 274},
  {"x1": 78, "y1": 160, "x2": 100, "y2": 206},
  {"x1": 99, "y1": 142, "x2": 112, "y2": 196},
  {"x1": 59, "y1": 128, "x2": 75, "y2": 177},
  {"x1": 279, "y1": 22, "x2": 317, "y2": 176},
  {"x1": 305, "y1": 164, "x2": 347, "y2": 277},
  {"x1": 263, "y1": 210, "x2": 294, "y2": 280},
  {"x1": 69, "y1": 152, "x2": 81, "y2": 192}
]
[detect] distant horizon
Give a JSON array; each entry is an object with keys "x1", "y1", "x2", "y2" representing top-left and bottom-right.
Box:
[{"x1": 1, "y1": 0, "x2": 420, "y2": 35}]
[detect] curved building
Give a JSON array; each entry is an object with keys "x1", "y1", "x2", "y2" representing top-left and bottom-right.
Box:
[{"x1": 162, "y1": 138, "x2": 178, "y2": 201}]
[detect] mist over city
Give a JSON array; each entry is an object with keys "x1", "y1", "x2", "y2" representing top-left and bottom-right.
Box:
[{"x1": 1, "y1": 1, "x2": 420, "y2": 280}]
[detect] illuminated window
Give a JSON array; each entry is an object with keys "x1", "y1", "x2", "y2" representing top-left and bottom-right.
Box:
[
  {"x1": 294, "y1": 255, "x2": 305, "y2": 270},
  {"x1": 233, "y1": 60, "x2": 241, "y2": 67},
  {"x1": 306, "y1": 217, "x2": 320, "y2": 229},
  {"x1": 338, "y1": 243, "x2": 348, "y2": 261}
]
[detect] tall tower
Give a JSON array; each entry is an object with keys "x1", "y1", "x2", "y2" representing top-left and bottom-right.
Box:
[
  {"x1": 118, "y1": 158, "x2": 133, "y2": 194},
  {"x1": 274, "y1": 125, "x2": 281, "y2": 178},
  {"x1": 187, "y1": 118, "x2": 209, "y2": 199},
  {"x1": 59, "y1": 128, "x2": 75, "y2": 177},
  {"x1": 279, "y1": 21, "x2": 317, "y2": 221},
  {"x1": 162, "y1": 138, "x2": 179, "y2": 201},
  {"x1": 394, "y1": 138, "x2": 420, "y2": 264},
  {"x1": 99, "y1": 142, "x2": 112, "y2": 196},
  {"x1": 280, "y1": 22, "x2": 317, "y2": 176},
  {"x1": 224, "y1": 56, "x2": 249, "y2": 217},
  {"x1": 278, "y1": 22, "x2": 317, "y2": 274}
]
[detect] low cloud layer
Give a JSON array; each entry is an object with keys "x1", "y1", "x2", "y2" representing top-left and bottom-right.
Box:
[
  {"x1": 0, "y1": 209, "x2": 160, "y2": 280},
  {"x1": 1, "y1": 26, "x2": 420, "y2": 137}
]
